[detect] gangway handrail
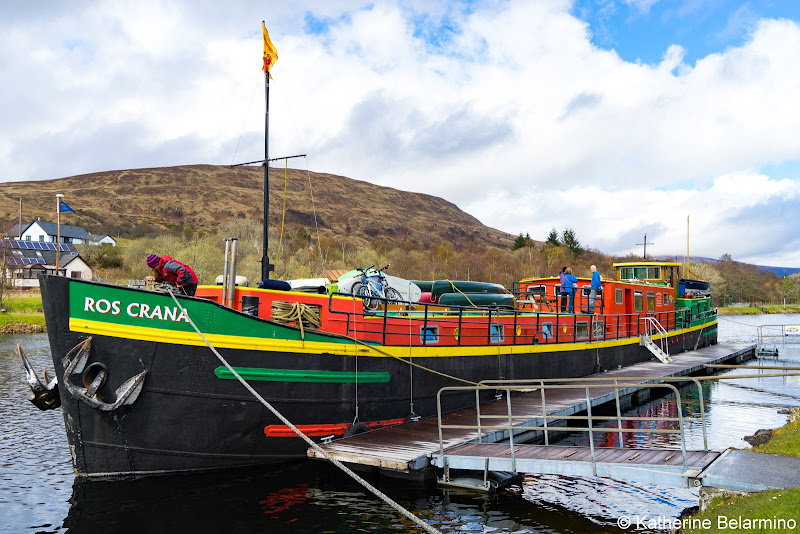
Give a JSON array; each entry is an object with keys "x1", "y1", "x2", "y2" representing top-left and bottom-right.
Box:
[
  {"x1": 436, "y1": 381, "x2": 692, "y2": 476},
  {"x1": 641, "y1": 315, "x2": 669, "y2": 358},
  {"x1": 757, "y1": 324, "x2": 800, "y2": 346},
  {"x1": 478, "y1": 376, "x2": 708, "y2": 450}
]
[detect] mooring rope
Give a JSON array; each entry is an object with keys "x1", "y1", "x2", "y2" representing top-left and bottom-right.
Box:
[
  {"x1": 166, "y1": 289, "x2": 441, "y2": 534},
  {"x1": 444, "y1": 279, "x2": 477, "y2": 307},
  {"x1": 270, "y1": 301, "x2": 322, "y2": 343}
]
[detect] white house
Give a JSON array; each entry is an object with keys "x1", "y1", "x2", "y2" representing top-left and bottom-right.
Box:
[
  {"x1": 7, "y1": 221, "x2": 116, "y2": 246},
  {"x1": 2, "y1": 240, "x2": 93, "y2": 288},
  {"x1": 10, "y1": 219, "x2": 94, "y2": 245},
  {"x1": 91, "y1": 235, "x2": 117, "y2": 246}
]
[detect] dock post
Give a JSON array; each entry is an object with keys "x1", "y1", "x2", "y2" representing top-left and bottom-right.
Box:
[{"x1": 586, "y1": 387, "x2": 597, "y2": 476}]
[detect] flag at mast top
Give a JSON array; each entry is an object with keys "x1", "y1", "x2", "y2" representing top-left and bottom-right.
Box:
[{"x1": 262, "y1": 22, "x2": 278, "y2": 78}]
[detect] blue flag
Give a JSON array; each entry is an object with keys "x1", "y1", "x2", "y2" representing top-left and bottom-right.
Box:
[{"x1": 60, "y1": 201, "x2": 75, "y2": 213}]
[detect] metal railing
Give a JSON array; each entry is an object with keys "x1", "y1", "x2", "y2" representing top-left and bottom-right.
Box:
[
  {"x1": 758, "y1": 324, "x2": 800, "y2": 346},
  {"x1": 327, "y1": 292, "x2": 691, "y2": 348},
  {"x1": 641, "y1": 316, "x2": 670, "y2": 360},
  {"x1": 436, "y1": 378, "x2": 709, "y2": 474}
]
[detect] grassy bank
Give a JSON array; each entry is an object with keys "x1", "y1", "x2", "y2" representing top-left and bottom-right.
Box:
[
  {"x1": 717, "y1": 305, "x2": 800, "y2": 315},
  {"x1": 684, "y1": 410, "x2": 800, "y2": 533},
  {"x1": 0, "y1": 293, "x2": 46, "y2": 333}
]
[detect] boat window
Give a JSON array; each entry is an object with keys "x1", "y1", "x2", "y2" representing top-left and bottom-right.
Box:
[
  {"x1": 634, "y1": 291, "x2": 643, "y2": 312},
  {"x1": 420, "y1": 326, "x2": 439, "y2": 344},
  {"x1": 647, "y1": 292, "x2": 656, "y2": 312},
  {"x1": 592, "y1": 321, "x2": 604, "y2": 338},
  {"x1": 620, "y1": 267, "x2": 634, "y2": 280},
  {"x1": 615, "y1": 288, "x2": 623, "y2": 305},
  {"x1": 634, "y1": 267, "x2": 648, "y2": 279},
  {"x1": 576, "y1": 321, "x2": 589, "y2": 339},
  {"x1": 490, "y1": 324, "x2": 505, "y2": 343},
  {"x1": 647, "y1": 266, "x2": 662, "y2": 280}
]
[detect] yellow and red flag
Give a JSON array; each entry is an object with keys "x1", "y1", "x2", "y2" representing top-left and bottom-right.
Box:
[{"x1": 262, "y1": 22, "x2": 278, "y2": 78}]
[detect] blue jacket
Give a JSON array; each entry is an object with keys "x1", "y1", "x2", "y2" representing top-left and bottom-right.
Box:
[
  {"x1": 591, "y1": 271, "x2": 602, "y2": 289},
  {"x1": 564, "y1": 274, "x2": 578, "y2": 294}
]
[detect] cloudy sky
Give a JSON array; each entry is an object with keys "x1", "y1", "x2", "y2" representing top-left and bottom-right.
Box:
[{"x1": 3, "y1": 0, "x2": 800, "y2": 267}]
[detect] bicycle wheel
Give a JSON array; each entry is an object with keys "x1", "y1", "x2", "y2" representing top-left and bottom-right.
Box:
[
  {"x1": 385, "y1": 287, "x2": 403, "y2": 302},
  {"x1": 357, "y1": 284, "x2": 380, "y2": 311},
  {"x1": 350, "y1": 282, "x2": 364, "y2": 296}
]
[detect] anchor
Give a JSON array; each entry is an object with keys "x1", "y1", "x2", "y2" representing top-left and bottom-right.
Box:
[
  {"x1": 61, "y1": 337, "x2": 148, "y2": 412},
  {"x1": 19, "y1": 343, "x2": 61, "y2": 411}
]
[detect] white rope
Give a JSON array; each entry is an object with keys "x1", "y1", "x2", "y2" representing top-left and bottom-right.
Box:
[{"x1": 166, "y1": 290, "x2": 440, "y2": 534}]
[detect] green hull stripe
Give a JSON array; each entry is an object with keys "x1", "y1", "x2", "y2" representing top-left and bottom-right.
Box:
[{"x1": 214, "y1": 367, "x2": 391, "y2": 383}]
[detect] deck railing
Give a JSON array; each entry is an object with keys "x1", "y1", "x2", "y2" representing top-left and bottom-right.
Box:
[{"x1": 325, "y1": 292, "x2": 708, "y2": 348}]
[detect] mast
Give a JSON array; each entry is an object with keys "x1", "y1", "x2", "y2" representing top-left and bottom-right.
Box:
[
  {"x1": 260, "y1": 20, "x2": 277, "y2": 282},
  {"x1": 686, "y1": 215, "x2": 690, "y2": 279},
  {"x1": 56, "y1": 194, "x2": 63, "y2": 275}
]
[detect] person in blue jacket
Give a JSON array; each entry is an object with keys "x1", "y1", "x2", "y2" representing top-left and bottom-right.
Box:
[
  {"x1": 564, "y1": 267, "x2": 578, "y2": 313},
  {"x1": 588, "y1": 264, "x2": 602, "y2": 313}
]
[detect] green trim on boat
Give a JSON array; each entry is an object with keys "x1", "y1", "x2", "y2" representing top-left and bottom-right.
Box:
[{"x1": 214, "y1": 367, "x2": 391, "y2": 383}]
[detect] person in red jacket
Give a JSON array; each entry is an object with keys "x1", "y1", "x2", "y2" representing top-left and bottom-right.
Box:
[{"x1": 146, "y1": 254, "x2": 198, "y2": 296}]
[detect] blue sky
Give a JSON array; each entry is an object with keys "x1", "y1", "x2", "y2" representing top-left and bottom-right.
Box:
[
  {"x1": 573, "y1": 0, "x2": 800, "y2": 65},
  {"x1": 1, "y1": 1, "x2": 799, "y2": 267}
]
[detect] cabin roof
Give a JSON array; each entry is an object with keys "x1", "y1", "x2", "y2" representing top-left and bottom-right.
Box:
[{"x1": 613, "y1": 262, "x2": 682, "y2": 268}]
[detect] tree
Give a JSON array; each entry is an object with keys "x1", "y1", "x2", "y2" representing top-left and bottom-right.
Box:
[
  {"x1": 512, "y1": 233, "x2": 533, "y2": 251},
  {"x1": 561, "y1": 228, "x2": 584, "y2": 257},
  {"x1": 545, "y1": 228, "x2": 561, "y2": 246},
  {"x1": 777, "y1": 276, "x2": 799, "y2": 306}
]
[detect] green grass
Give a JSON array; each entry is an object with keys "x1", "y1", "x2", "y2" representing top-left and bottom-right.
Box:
[
  {"x1": 0, "y1": 294, "x2": 45, "y2": 332},
  {"x1": 4, "y1": 295, "x2": 44, "y2": 314},
  {"x1": 753, "y1": 414, "x2": 800, "y2": 457},
  {"x1": 718, "y1": 305, "x2": 800, "y2": 315},
  {"x1": 683, "y1": 487, "x2": 800, "y2": 533},
  {"x1": 0, "y1": 313, "x2": 45, "y2": 327},
  {"x1": 683, "y1": 411, "x2": 800, "y2": 533}
]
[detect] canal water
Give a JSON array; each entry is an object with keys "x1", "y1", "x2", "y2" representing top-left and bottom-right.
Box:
[{"x1": 2, "y1": 315, "x2": 799, "y2": 533}]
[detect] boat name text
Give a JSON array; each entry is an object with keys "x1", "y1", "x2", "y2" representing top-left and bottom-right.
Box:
[{"x1": 83, "y1": 297, "x2": 189, "y2": 323}]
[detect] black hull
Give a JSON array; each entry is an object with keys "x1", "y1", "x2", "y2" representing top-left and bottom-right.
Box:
[{"x1": 40, "y1": 275, "x2": 717, "y2": 477}]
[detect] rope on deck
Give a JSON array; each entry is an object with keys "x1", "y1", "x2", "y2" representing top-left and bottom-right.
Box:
[{"x1": 167, "y1": 289, "x2": 441, "y2": 534}]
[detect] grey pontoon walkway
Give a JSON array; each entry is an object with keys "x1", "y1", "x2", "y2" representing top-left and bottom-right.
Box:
[{"x1": 308, "y1": 344, "x2": 756, "y2": 473}]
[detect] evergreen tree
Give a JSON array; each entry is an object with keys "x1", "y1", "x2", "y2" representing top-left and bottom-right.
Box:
[
  {"x1": 546, "y1": 228, "x2": 561, "y2": 246},
  {"x1": 512, "y1": 233, "x2": 527, "y2": 251},
  {"x1": 561, "y1": 228, "x2": 584, "y2": 257},
  {"x1": 512, "y1": 233, "x2": 533, "y2": 251}
]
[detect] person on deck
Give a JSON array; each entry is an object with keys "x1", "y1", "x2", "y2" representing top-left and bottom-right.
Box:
[
  {"x1": 564, "y1": 267, "x2": 578, "y2": 313},
  {"x1": 558, "y1": 266, "x2": 568, "y2": 313},
  {"x1": 146, "y1": 254, "x2": 198, "y2": 296},
  {"x1": 587, "y1": 264, "x2": 602, "y2": 313}
]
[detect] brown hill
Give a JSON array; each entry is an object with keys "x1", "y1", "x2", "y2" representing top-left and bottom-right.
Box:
[{"x1": 0, "y1": 164, "x2": 515, "y2": 250}]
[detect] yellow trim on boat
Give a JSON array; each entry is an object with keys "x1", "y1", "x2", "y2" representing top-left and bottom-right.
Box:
[{"x1": 68, "y1": 317, "x2": 715, "y2": 358}]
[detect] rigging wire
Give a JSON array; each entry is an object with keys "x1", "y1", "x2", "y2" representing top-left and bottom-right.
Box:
[
  {"x1": 229, "y1": 76, "x2": 262, "y2": 167},
  {"x1": 166, "y1": 288, "x2": 441, "y2": 534}
]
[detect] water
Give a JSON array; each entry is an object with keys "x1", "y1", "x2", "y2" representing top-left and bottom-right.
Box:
[{"x1": 2, "y1": 316, "x2": 799, "y2": 533}]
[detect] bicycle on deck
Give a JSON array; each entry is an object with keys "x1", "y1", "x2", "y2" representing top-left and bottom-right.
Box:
[{"x1": 351, "y1": 265, "x2": 402, "y2": 311}]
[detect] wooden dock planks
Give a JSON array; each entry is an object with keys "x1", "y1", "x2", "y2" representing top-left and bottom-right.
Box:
[{"x1": 308, "y1": 344, "x2": 754, "y2": 473}]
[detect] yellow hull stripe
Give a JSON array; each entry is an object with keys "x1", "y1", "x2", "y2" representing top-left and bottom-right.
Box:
[{"x1": 68, "y1": 318, "x2": 716, "y2": 359}]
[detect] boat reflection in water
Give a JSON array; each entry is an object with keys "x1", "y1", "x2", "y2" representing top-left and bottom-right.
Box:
[{"x1": 60, "y1": 460, "x2": 613, "y2": 534}]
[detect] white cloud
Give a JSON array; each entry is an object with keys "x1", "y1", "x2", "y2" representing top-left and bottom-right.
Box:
[{"x1": 1, "y1": 0, "x2": 799, "y2": 267}]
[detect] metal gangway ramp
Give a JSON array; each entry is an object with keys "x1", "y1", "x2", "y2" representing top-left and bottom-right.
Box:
[{"x1": 433, "y1": 379, "x2": 719, "y2": 490}]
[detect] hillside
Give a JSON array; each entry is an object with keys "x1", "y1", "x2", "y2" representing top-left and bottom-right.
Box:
[{"x1": 0, "y1": 165, "x2": 515, "y2": 250}]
